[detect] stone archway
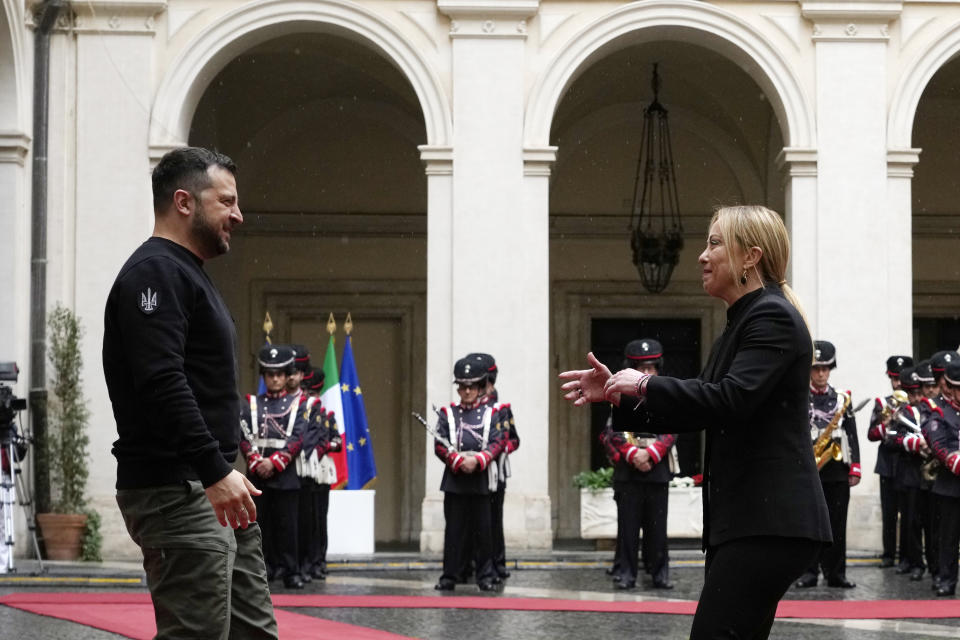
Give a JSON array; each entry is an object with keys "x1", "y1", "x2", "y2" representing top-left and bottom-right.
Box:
[
  {"x1": 888, "y1": 18, "x2": 960, "y2": 150},
  {"x1": 525, "y1": 0, "x2": 814, "y2": 150},
  {"x1": 148, "y1": 0, "x2": 451, "y2": 155}
]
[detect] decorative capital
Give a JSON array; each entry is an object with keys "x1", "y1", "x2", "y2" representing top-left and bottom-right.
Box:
[
  {"x1": 523, "y1": 146, "x2": 558, "y2": 177},
  {"x1": 419, "y1": 145, "x2": 454, "y2": 176},
  {"x1": 801, "y1": 1, "x2": 901, "y2": 42},
  {"x1": 437, "y1": 0, "x2": 538, "y2": 38},
  {"x1": 67, "y1": 0, "x2": 167, "y2": 35},
  {"x1": 776, "y1": 147, "x2": 818, "y2": 179},
  {"x1": 148, "y1": 141, "x2": 186, "y2": 168},
  {"x1": 0, "y1": 131, "x2": 32, "y2": 165},
  {"x1": 887, "y1": 148, "x2": 921, "y2": 178}
]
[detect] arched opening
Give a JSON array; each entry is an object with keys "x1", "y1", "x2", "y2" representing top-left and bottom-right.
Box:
[
  {"x1": 191, "y1": 29, "x2": 429, "y2": 548},
  {"x1": 910, "y1": 54, "x2": 960, "y2": 353},
  {"x1": 546, "y1": 35, "x2": 789, "y2": 540}
]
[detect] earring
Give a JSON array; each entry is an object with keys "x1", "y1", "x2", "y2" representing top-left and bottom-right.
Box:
[{"x1": 740, "y1": 270, "x2": 748, "y2": 285}]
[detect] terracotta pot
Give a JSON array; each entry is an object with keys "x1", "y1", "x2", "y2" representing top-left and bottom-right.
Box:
[{"x1": 36, "y1": 512, "x2": 88, "y2": 560}]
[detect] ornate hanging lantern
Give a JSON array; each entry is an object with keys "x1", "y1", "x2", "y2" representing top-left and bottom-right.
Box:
[{"x1": 629, "y1": 63, "x2": 684, "y2": 294}]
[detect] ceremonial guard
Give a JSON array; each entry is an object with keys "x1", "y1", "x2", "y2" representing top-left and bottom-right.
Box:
[
  {"x1": 434, "y1": 357, "x2": 506, "y2": 592},
  {"x1": 240, "y1": 345, "x2": 308, "y2": 589},
  {"x1": 300, "y1": 368, "x2": 340, "y2": 579},
  {"x1": 470, "y1": 352, "x2": 519, "y2": 582},
  {"x1": 868, "y1": 354, "x2": 912, "y2": 568},
  {"x1": 902, "y1": 362, "x2": 944, "y2": 587},
  {"x1": 923, "y1": 359, "x2": 960, "y2": 597},
  {"x1": 797, "y1": 341, "x2": 859, "y2": 588},
  {"x1": 601, "y1": 339, "x2": 676, "y2": 590},
  {"x1": 918, "y1": 360, "x2": 944, "y2": 589},
  {"x1": 288, "y1": 344, "x2": 310, "y2": 395}
]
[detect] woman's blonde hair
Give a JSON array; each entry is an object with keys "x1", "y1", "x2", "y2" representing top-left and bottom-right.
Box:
[{"x1": 710, "y1": 205, "x2": 810, "y2": 329}]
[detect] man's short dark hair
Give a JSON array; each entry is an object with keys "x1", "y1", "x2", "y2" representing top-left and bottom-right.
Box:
[{"x1": 152, "y1": 147, "x2": 237, "y2": 212}]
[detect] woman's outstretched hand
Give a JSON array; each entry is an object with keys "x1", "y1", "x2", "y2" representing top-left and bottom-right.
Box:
[{"x1": 559, "y1": 352, "x2": 613, "y2": 406}]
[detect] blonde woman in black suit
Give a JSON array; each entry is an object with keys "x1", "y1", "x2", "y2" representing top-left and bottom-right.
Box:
[{"x1": 561, "y1": 205, "x2": 831, "y2": 640}]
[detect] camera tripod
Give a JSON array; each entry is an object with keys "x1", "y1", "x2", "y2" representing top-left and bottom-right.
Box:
[{"x1": 2, "y1": 435, "x2": 45, "y2": 574}]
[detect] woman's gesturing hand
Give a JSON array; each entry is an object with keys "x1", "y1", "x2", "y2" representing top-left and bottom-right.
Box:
[{"x1": 559, "y1": 352, "x2": 613, "y2": 406}]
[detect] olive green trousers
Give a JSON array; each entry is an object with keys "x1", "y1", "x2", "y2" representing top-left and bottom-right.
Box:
[{"x1": 117, "y1": 481, "x2": 278, "y2": 640}]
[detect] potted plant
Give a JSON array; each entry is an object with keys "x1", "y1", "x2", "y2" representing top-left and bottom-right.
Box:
[
  {"x1": 36, "y1": 304, "x2": 93, "y2": 560},
  {"x1": 573, "y1": 467, "x2": 617, "y2": 539}
]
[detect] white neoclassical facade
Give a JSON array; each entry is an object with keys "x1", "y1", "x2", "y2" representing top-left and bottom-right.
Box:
[{"x1": 3, "y1": 0, "x2": 960, "y2": 559}]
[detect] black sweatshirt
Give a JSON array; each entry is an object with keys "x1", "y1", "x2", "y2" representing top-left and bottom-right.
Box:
[{"x1": 104, "y1": 237, "x2": 239, "y2": 489}]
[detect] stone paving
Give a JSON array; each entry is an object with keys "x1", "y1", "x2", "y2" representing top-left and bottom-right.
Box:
[{"x1": 0, "y1": 552, "x2": 958, "y2": 639}]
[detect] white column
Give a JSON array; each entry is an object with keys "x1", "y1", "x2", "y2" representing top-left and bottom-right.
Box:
[
  {"x1": 65, "y1": 2, "x2": 165, "y2": 558},
  {"x1": 419, "y1": 145, "x2": 454, "y2": 553},
  {"x1": 777, "y1": 148, "x2": 818, "y2": 331},
  {"x1": 419, "y1": 0, "x2": 551, "y2": 552},
  {"x1": 802, "y1": 2, "x2": 903, "y2": 553},
  {"x1": 0, "y1": 132, "x2": 31, "y2": 377}
]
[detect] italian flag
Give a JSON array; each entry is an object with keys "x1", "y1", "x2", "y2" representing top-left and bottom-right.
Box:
[{"x1": 321, "y1": 334, "x2": 348, "y2": 489}]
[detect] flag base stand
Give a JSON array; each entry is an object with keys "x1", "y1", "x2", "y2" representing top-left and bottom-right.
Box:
[{"x1": 328, "y1": 489, "x2": 375, "y2": 555}]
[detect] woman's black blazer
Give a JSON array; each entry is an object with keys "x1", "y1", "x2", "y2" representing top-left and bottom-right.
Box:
[{"x1": 627, "y1": 285, "x2": 832, "y2": 548}]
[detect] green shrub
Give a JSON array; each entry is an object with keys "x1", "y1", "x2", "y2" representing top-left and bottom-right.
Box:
[{"x1": 572, "y1": 467, "x2": 614, "y2": 492}]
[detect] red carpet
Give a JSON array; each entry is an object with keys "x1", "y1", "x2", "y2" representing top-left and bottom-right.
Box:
[
  {"x1": 0, "y1": 593, "x2": 415, "y2": 640},
  {"x1": 1, "y1": 592, "x2": 958, "y2": 639}
]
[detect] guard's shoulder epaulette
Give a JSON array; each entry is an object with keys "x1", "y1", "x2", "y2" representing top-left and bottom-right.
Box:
[{"x1": 924, "y1": 398, "x2": 944, "y2": 417}]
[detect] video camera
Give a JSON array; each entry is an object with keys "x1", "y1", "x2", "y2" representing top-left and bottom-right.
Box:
[{"x1": 0, "y1": 362, "x2": 27, "y2": 442}]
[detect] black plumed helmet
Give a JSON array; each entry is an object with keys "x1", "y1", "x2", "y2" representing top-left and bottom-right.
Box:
[
  {"x1": 453, "y1": 357, "x2": 487, "y2": 385},
  {"x1": 813, "y1": 340, "x2": 837, "y2": 369},
  {"x1": 258, "y1": 344, "x2": 295, "y2": 373},
  {"x1": 886, "y1": 355, "x2": 913, "y2": 377},
  {"x1": 466, "y1": 352, "x2": 497, "y2": 384},
  {"x1": 290, "y1": 344, "x2": 311, "y2": 373}
]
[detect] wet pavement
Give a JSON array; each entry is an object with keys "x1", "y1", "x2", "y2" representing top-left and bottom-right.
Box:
[{"x1": 1, "y1": 551, "x2": 958, "y2": 639}]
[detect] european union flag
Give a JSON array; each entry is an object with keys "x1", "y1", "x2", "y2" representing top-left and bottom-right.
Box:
[{"x1": 340, "y1": 335, "x2": 376, "y2": 489}]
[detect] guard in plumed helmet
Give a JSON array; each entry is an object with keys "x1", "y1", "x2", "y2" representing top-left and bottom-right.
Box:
[
  {"x1": 916, "y1": 359, "x2": 945, "y2": 590},
  {"x1": 932, "y1": 351, "x2": 958, "y2": 396},
  {"x1": 468, "y1": 352, "x2": 519, "y2": 582},
  {"x1": 795, "y1": 340, "x2": 859, "y2": 589},
  {"x1": 288, "y1": 344, "x2": 311, "y2": 396},
  {"x1": 890, "y1": 366, "x2": 938, "y2": 583},
  {"x1": 601, "y1": 338, "x2": 677, "y2": 590},
  {"x1": 868, "y1": 354, "x2": 914, "y2": 568},
  {"x1": 922, "y1": 359, "x2": 960, "y2": 596},
  {"x1": 239, "y1": 344, "x2": 309, "y2": 589},
  {"x1": 433, "y1": 357, "x2": 506, "y2": 592},
  {"x1": 297, "y1": 367, "x2": 340, "y2": 581}
]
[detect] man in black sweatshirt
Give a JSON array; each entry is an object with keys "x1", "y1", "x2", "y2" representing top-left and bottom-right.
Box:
[{"x1": 104, "y1": 147, "x2": 278, "y2": 638}]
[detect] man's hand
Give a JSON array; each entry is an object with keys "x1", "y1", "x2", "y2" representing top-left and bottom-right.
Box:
[
  {"x1": 255, "y1": 463, "x2": 274, "y2": 479},
  {"x1": 204, "y1": 469, "x2": 260, "y2": 529},
  {"x1": 632, "y1": 448, "x2": 652, "y2": 472},
  {"x1": 460, "y1": 454, "x2": 479, "y2": 474}
]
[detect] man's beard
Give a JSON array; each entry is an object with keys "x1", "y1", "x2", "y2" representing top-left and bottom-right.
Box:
[{"x1": 192, "y1": 201, "x2": 229, "y2": 256}]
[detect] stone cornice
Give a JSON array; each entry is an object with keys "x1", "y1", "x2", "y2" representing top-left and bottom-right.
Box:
[
  {"x1": 523, "y1": 146, "x2": 557, "y2": 177},
  {"x1": 438, "y1": 0, "x2": 538, "y2": 38},
  {"x1": 776, "y1": 147, "x2": 818, "y2": 179},
  {"x1": 887, "y1": 148, "x2": 921, "y2": 178},
  {"x1": 0, "y1": 131, "x2": 32, "y2": 165},
  {"x1": 44, "y1": 0, "x2": 168, "y2": 35},
  {"x1": 801, "y1": 1, "x2": 901, "y2": 42},
  {"x1": 419, "y1": 145, "x2": 453, "y2": 176}
]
